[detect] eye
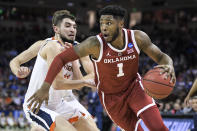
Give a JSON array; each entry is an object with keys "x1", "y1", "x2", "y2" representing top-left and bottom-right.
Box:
[
  {"x1": 73, "y1": 26, "x2": 76, "y2": 29},
  {"x1": 107, "y1": 22, "x2": 112, "y2": 25}
]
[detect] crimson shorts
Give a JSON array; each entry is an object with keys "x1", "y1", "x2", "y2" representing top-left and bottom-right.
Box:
[{"x1": 98, "y1": 77, "x2": 157, "y2": 131}]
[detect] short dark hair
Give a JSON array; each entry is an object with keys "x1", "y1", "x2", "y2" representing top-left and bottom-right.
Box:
[
  {"x1": 52, "y1": 10, "x2": 76, "y2": 26},
  {"x1": 99, "y1": 5, "x2": 127, "y2": 20}
]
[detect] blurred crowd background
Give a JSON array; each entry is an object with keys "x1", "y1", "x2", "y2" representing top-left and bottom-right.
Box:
[{"x1": 0, "y1": 0, "x2": 197, "y2": 130}]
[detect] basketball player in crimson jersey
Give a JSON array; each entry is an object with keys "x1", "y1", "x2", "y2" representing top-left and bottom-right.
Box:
[{"x1": 28, "y1": 5, "x2": 176, "y2": 131}]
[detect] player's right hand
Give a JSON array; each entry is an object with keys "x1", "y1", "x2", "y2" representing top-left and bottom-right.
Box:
[
  {"x1": 17, "y1": 66, "x2": 31, "y2": 78},
  {"x1": 27, "y1": 82, "x2": 50, "y2": 114},
  {"x1": 154, "y1": 65, "x2": 176, "y2": 84}
]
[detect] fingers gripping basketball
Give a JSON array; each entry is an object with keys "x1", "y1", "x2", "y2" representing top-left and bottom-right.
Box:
[{"x1": 142, "y1": 68, "x2": 175, "y2": 99}]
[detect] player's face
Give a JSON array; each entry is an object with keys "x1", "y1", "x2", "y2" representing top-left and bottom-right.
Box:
[
  {"x1": 59, "y1": 18, "x2": 77, "y2": 42},
  {"x1": 100, "y1": 15, "x2": 120, "y2": 43}
]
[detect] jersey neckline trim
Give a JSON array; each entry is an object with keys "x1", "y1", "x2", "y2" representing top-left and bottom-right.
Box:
[
  {"x1": 93, "y1": 35, "x2": 103, "y2": 62},
  {"x1": 106, "y1": 28, "x2": 128, "y2": 53}
]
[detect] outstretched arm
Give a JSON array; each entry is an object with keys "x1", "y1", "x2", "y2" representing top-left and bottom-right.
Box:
[
  {"x1": 45, "y1": 36, "x2": 100, "y2": 85},
  {"x1": 55, "y1": 56, "x2": 96, "y2": 89},
  {"x1": 9, "y1": 40, "x2": 44, "y2": 78},
  {"x1": 40, "y1": 41, "x2": 86, "y2": 90},
  {"x1": 184, "y1": 79, "x2": 197, "y2": 106},
  {"x1": 135, "y1": 30, "x2": 176, "y2": 83}
]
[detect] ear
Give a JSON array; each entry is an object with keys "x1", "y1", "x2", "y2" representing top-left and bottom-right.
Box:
[
  {"x1": 53, "y1": 25, "x2": 60, "y2": 34},
  {"x1": 119, "y1": 20, "x2": 124, "y2": 28}
]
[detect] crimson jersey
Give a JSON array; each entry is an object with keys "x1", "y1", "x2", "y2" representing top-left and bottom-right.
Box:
[{"x1": 92, "y1": 29, "x2": 140, "y2": 94}]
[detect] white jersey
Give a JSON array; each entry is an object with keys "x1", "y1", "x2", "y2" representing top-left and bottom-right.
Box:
[
  {"x1": 24, "y1": 38, "x2": 75, "y2": 110},
  {"x1": 0, "y1": 117, "x2": 6, "y2": 126},
  {"x1": 22, "y1": 38, "x2": 92, "y2": 130}
]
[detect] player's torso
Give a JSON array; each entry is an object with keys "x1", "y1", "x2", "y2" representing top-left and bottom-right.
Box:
[
  {"x1": 25, "y1": 37, "x2": 75, "y2": 106},
  {"x1": 92, "y1": 29, "x2": 140, "y2": 94}
]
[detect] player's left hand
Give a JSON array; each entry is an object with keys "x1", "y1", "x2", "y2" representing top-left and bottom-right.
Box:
[
  {"x1": 27, "y1": 82, "x2": 50, "y2": 114},
  {"x1": 154, "y1": 65, "x2": 176, "y2": 84}
]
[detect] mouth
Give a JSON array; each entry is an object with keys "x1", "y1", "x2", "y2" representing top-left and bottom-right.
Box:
[
  {"x1": 103, "y1": 34, "x2": 109, "y2": 39},
  {"x1": 68, "y1": 35, "x2": 75, "y2": 40},
  {"x1": 68, "y1": 34, "x2": 75, "y2": 37}
]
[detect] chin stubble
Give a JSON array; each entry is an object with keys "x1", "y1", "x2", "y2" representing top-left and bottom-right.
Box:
[
  {"x1": 110, "y1": 27, "x2": 119, "y2": 43},
  {"x1": 60, "y1": 34, "x2": 74, "y2": 44}
]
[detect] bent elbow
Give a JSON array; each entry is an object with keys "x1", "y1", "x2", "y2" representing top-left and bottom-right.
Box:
[{"x1": 9, "y1": 60, "x2": 14, "y2": 68}]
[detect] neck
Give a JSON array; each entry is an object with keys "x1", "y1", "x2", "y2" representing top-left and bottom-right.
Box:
[
  {"x1": 54, "y1": 34, "x2": 65, "y2": 45},
  {"x1": 111, "y1": 30, "x2": 125, "y2": 50}
]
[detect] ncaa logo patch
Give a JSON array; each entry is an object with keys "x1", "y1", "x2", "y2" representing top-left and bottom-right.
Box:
[{"x1": 128, "y1": 43, "x2": 133, "y2": 48}]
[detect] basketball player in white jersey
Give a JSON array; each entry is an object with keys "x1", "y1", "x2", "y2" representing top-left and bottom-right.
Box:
[{"x1": 10, "y1": 10, "x2": 99, "y2": 131}]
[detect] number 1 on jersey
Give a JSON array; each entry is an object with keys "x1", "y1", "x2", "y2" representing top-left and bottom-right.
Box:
[{"x1": 117, "y1": 63, "x2": 124, "y2": 77}]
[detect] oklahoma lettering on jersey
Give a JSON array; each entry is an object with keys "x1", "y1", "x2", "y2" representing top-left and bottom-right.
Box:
[{"x1": 92, "y1": 29, "x2": 140, "y2": 94}]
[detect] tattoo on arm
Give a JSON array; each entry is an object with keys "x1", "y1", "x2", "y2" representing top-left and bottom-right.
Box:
[{"x1": 74, "y1": 36, "x2": 100, "y2": 59}]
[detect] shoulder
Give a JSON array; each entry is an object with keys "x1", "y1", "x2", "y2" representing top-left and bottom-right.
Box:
[
  {"x1": 133, "y1": 30, "x2": 152, "y2": 50},
  {"x1": 74, "y1": 36, "x2": 101, "y2": 58},
  {"x1": 40, "y1": 40, "x2": 61, "y2": 55},
  {"x1": 30, "y1": 40, "x2": 45, "y2": 48},
  {"x1": 87, "y1": 36, "x2": 100, "y2": 45},
  {"x1": 79, "y1": 36, "x2": 100, "y2": 49},
  {"x1": 35, "y1": 40, "x2": 45, "y2": 44},
  {"x1": 133, "y1": 30, "x2": 150, "y2": 42},
  {"x1": 44, "y1": 40, "x2": 59, "y2": 49}
]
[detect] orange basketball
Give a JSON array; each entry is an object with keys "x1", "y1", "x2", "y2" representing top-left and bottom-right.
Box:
[{"x1": 142, "y1": 68, "x2": 175, "y2": 99}]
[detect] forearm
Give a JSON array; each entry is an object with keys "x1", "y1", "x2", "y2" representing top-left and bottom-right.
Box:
[
  {"x1": 53, "y1": 79, "x2": 85, "y2": 90},
  {"x1": 188, "y1": 79, "x2": 197, "y2": 97},
  {"x1": 45, "y1": 47, "x2": 80, "y2": 84},
  {"x1": 157, "y1": 53, "x2": 173, "y2": 66},
  {"x1": 83, "y1": 72, "x2": 94, "y2": 80}
]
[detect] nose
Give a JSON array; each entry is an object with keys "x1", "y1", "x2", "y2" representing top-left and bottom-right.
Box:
[
  {"x1": 101, "y1": 24, "x2": 107, "y2": 32},
  {"x1": 70, "y1": 26, "x2": 75, "y2": 33}
]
